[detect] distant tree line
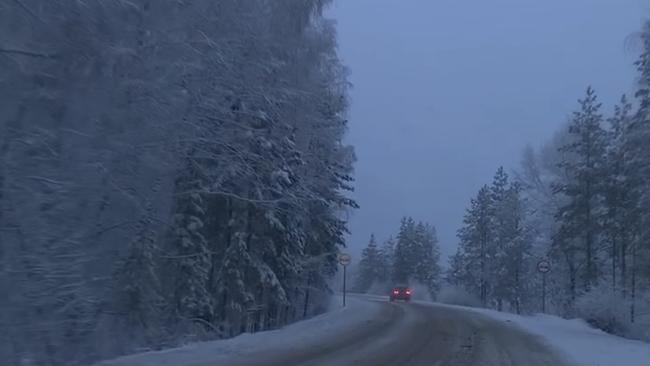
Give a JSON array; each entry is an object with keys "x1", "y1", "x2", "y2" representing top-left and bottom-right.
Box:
[
  {"x1": 449, "y1": 22, "x2": 650, "y2": 337},
  {"x1": 355, "y1": 217, "x2": 441, "y2": 297},
  {"x1": 0, "y1": 1, "x2": 355, "y2": 365}
]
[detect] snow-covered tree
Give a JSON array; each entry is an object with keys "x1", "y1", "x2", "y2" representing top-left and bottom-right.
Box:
[
  {"x1": 392, "y1": 218, "x2": 441, "y2": 296},
  {"x1": 451, "y1": 168, "x2": 532, "y2": 312},
  {"x1": 356, "y1": 234, "x2": 387, "y2": 292},
  {"x1": 627, "y1": 21, "x2": 650, "y2": 322},
  {"x1": 0, "y1": 0, "x2": 355, "y2": 364},
  {"x1": 413, "y1": 222, "x2": 442, "y2": 296},
  {"x1": 454, "y1": 186, "x2": 494, "y2": 306},
  {"x1": 393, "y1": 218, "x2": 418, "y2": 285},
  {"x1": 379, "y1": 236, "x2": 396, "y2": 282},
  {"x1": 553, "y1": 87, "x2": 608, "y2": 298},
  {"x1": 167, "y1": 157, "x2": 213, "y2": 326},
  {"x1": 603, "y1": 95, "x2": 634, "y2": 294}
]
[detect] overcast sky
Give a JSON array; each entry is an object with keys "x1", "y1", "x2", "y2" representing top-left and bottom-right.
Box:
[{"x1": 328, "y1": 0, "x2": 647, "y2": 261}]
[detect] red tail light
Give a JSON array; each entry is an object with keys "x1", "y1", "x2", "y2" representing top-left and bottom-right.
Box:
[
  {"x1": 392, "y1": 290, "x2": 399, "y2": 294},
  {"x1": 406, "y1": 289, "x2": 412, "y2": 295}
]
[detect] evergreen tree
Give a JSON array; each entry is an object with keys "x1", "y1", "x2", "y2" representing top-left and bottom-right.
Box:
[
  {"x1": 553, "y1": 87, "x2": 608, "y2": 296},
  {"x1": 628, "y1": 21, "x2": 650, "y2": 320},
  {"x1": 0, "y1": 0, "x2": 356, "y2": 362},
  {"x1": 603, "y1": 95, "x2": 634, "y2": 294},
  {"x1": 453, "y1": 169, "x2": 532, "y2": 311},
  {"x1": 456, "y1": 186, "x2": 493, "y2": 306},
  {"x1": 379, "y1": 237, "x2": 396, "y2": 282},
  {"x1": 168, "y1": 157, "x2": 213, "y2": 324},
  {"x1": 490, "y1": 167, "x2": 511, "y2": 310},
  {"x1": 393, "y1": 218, "x2": 417, "y2": 285},
  {"x1": 447, "y1": 249, "x2": 468, "y2": 287},
  {"x1": 356, "y1": 234, "x2": 384, "y2": 292},
  {"x1": 499, "y1": 183, "x2": 532, "y2": 313},
  {"x1": 413, "y1": 223, "x2": 442, "y2": 296},
  {"x1": 392, "y1": 218, "x2": 441, "y2": 297}
]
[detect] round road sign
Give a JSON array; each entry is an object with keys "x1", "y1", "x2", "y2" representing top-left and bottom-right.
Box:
[
  {"x1": 338, "y1": 253, "x2": 352, "y2": 266},
  {"x1": 537, "y1": 260, "x2": 551, "y2": 274}
]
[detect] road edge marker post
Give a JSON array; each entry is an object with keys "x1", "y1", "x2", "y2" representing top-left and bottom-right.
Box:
[
  {"x1": 338, "y1": 253, "x2": 352, "y2": 307},
  {"x1": 537, "y1": 259, "x2": 551, "y2": 313}
]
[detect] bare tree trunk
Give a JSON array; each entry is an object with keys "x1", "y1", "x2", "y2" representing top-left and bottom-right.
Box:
[
  {"x1": 514, "y1": 265, "x2": 521, "y2": 314},
  {"x1": 564, "y1": 248, "x2": 577, "y2": 305},
  {"x1": 621, "y1": 240, "x2": 627, "y2": 298},
  {"x1": 631, "y1": 242, "x2": 637, "y2": 323},
  {"x1": 612, "y1": 234, "x2": 617, "y2": 292},
  {"x1": 302, "y1": 274, "x2": 311, "y2": 319},
  {"x1": 585, "y1": 164, "x2": 594, "y2": 292},
  {"x1": 480, "y1": 230, "x2": 487, "y2": 307}
]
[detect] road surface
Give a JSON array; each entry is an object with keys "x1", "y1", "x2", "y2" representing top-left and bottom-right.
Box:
[{"x1": 227, "y1": 296, "x2": 571, "y2": 366}]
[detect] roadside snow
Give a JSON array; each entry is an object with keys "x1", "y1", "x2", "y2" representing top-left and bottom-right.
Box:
[
  {"x1": 94, "y1": 295, "x2": 381, "y2": 366},
  {"x1": 464, "y1": 306, "x2": 650, "y2": 366}
]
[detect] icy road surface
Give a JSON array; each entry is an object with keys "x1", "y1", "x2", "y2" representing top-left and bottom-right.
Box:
[
  {"x1": 99, "y1": 294, "x2": 650, "y2": 366},
  {"x1": 227, "y1": 295, "x2": 570, "y2": 366}
]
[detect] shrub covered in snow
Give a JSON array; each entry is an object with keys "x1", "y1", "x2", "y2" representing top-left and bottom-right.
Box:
[
  {"x1": 627, "y1": 292, "x2": 650, "y2": 342},
  {"x1": 574, "y1": 285, "x2": 650, "y2": 342},
  {"x1": 574, "y1": 284, "x2": 630, "y2": 336},
  {"x1": 438, "y1": 286, "x2": 482, "y2": 308}
]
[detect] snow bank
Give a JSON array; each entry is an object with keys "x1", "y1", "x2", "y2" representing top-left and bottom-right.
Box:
[
  {"x1": 466, "y1": 306, "x2": 650, "y2": 366},
  {"x1": 94, "y1": 295, "x2": 381, "y2": 366}
]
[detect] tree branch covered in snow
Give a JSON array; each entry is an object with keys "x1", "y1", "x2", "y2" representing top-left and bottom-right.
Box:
[{"x1": 0, "y1": 0, "x2": 355, "y2": 365}]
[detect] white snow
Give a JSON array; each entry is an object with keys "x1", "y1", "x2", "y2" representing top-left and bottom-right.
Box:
[
  {"x1": 95, "y1": 296, "x2": 650, "y2": 366},
  {"x1": 94, "y1": 295, "x2": 381, "y2": 366},
  {"x1": 462, "y1": 305, "x2": 650, "y2": 366}
]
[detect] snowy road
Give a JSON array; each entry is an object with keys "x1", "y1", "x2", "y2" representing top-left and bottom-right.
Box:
[{"x1": 227, "y1": 295, "x2": 571, "y2": 366}]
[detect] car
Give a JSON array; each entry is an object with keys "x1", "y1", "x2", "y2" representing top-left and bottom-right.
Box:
[{"x1": 389, "y1": 286, "x2": 412, "y2": 302}]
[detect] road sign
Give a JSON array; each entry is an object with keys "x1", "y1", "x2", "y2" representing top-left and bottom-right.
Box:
[
  {"x1": 537, "y1": 260, "x2": 551, "y2": 274},
  {"x1": 338, "y1": 253, "x2": 351, "y2": 307},
  {"x1": 338, "y1": 253, "x2": 352, "y2": 266}
]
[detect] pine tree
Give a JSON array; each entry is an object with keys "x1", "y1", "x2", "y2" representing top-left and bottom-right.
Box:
[
  {"x1": 168, "y1": 157, "x2": 213, "y2": 324},
  {"x1": 447, "y1": 249, "x2": 468, "y2": 287},
  {"x1": 456, "y1": 186, "x2": 493, "y2": 306},
  {"x1": 393, "y1": 218, "x2": 417, "y2": 285},
  {"x1": 490, "y1": 167, "x2": 511, "y2": 310},
  {"x1": 553, "y1": 87, "x2": 608, "y2": 296},
  {"x1": 356, "y1": 234, "x2": 384, "y2": 292},
  {"x1": 500, "y1": 183, "x2": 532, "y2": 313},
  {"x1": 390, "y1": 218, "x2": 441, "y2": 297},
  {"x1": 628, "y1": 21, "x2": 650, "y2": 321},
  {"x1": 413, "y1": 223, "x2": 442, "y2": 296},
  {"x1": 603, "y1": 95, "x2": 634, "y2": 294},
  {"x1": 379, "y1": 237, "x2": 396, "y2": 282},
  {"x1": 114, "y1": 214, "x2": 164, "y2": 344}
]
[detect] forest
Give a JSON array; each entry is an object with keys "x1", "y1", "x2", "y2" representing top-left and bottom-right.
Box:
[
  {"x1": 448, "y1": 39, "x2": 650, "y2": 338},
  {"x1": 356, "y1": 22, "x2": 650, "y2": 342},
  {"x1": 3, "y1": 1, "x2": 650, "y2": 365},
  {"x1": 454, "y1": 27, "x2": 650, "y2": 341},
  {"x1": 0, "y1": 1, "x2": 355, "y2": 365}
]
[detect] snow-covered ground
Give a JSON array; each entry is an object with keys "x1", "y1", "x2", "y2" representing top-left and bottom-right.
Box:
[
  {"x1": 456, "y1": 305, "x2": 650, "y2": 366},
  {"x1": 96, "y1": 295, "x2": 650, "y2": 366},
  {"x1": 94, "y1": 295, "x2": 382, "y2": 366}
]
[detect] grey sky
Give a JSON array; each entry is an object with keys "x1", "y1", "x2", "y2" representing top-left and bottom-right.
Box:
[{"x1": 329, "y1": 0, "x2": 646, "y2": 261}]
